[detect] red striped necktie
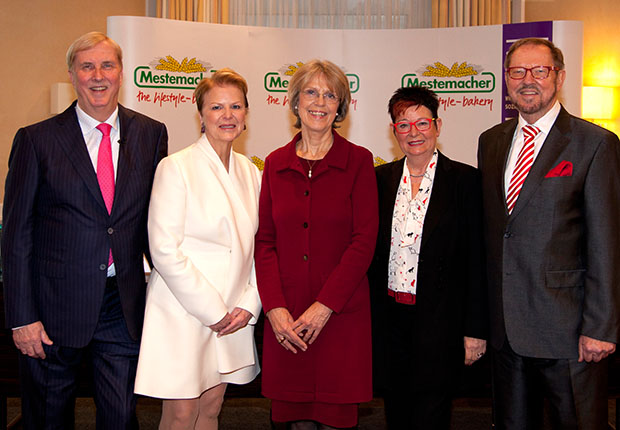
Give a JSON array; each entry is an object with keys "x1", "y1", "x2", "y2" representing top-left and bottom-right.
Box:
[{"x1": 506, "y1": 124, "x2": 540, "y2": 214}]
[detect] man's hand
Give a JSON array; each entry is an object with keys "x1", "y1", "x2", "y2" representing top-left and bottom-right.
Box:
[
  {"x1": 578, "y1": 335, "x2": 616, "y2": 362},
  {"x1": 464, "y1": 336, "x2": 487, "y2": 366},
  {"x1": 13, "y1": 321, "x2": 53, "y2": 359}
]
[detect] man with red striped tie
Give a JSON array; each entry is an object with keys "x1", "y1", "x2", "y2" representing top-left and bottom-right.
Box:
[{"x1": 477, "y1": 37, "x2": 620, "y2": 430}]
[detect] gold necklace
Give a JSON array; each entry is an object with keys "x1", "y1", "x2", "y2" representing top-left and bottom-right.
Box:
[
  {"x1": 298, "y1": 137, "x2": 331, "y2": 178},
  {"x1": 307, "y1": 159, "x2": 318, "y2": 178}
]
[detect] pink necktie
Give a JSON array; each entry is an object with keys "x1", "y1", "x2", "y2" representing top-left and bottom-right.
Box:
[
  {"x1": 506, "y1": 125, "x2": 540, "y2": 214},
  {"x1": 96, "y1": 123, "x2": 115, "y2": 265}
]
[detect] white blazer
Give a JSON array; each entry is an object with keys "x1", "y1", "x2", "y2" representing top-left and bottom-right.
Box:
[{"x1": 135, "y1": 135, "x2": 261, "y2": 399}]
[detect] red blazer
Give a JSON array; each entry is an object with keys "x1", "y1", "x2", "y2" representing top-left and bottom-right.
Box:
[{"x1": 255, "y1": 131, "x2": 379, "y2": 404}]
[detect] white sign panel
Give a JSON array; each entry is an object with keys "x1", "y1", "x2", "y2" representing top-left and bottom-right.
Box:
[{"x1": 108, "y1": 17, "x2": 582, "y2": 168}]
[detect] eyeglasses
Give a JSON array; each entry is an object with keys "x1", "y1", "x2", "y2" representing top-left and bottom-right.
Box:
[
  {"x1": 300, "y1": 88, "x2": 339, "y2": 104},
  {"x1": 505, "y1": 65, "x2": 560, "y2": 80},
  {"x1": 391, "y1": 118, "x2": 436, "y2": 134}
]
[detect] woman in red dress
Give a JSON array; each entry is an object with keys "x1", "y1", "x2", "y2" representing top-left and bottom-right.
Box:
[{"x1": 255, "y1": 59, "x2": 379, "y2": 429}]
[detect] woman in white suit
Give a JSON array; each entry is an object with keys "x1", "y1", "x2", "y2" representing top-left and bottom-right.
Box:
[{"x1": 135, "y1": 69, "x2": 261, "y2": 430}]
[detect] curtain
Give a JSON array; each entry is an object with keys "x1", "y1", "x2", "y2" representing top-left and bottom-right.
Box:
[
  {"x1": 227, "y1": 0, "x2": 432, "y2": 29},
  {"x1": 157, "y1": 0, "x2": 226, "y2": 23},
  {"x1": 433, "y1": 0, "x2": 510, "y2": 27},
  {"x1": 156, "y1": 0, "x2": 509, "y2": 28}
]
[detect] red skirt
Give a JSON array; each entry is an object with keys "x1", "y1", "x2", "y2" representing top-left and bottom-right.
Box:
[{"x1": 271, "y1": 399, "x2": 358, "y2": 428}]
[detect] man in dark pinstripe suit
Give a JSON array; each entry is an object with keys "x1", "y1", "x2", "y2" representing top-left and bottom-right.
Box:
[{"x1": 2, "y1": 32, "x2": 168, "y2": 429}]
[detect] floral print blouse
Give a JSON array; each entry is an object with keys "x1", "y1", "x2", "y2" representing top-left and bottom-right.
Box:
[{"x1": 387, "y1": 150, "x2": 438, "y2": 300}]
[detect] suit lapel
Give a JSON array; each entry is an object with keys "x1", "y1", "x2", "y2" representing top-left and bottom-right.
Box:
[
  {"x1": 496, "y1": 120, "x2": 517, "y2": 215},
  {"x1": 381, "y1": 158, "x2": 404, "y2": 228},
  {"x1": 420, "y1": 152, "x2": 450, "y2": 249},
  {"x1": 197, "y1": 137, "x2": 257, "y2": 265},
  {"x1": 228, "y1": 153, "x2": 258, "y2": 258},
  {"x1": 114, "y1": 105, "x2": 137, "y2": 216},
  {"x1": 55, "y1": 102, "x2": 108, "y2": 212},
  {"x1": 510, "y1": 107, "x2": 570, "y2": 218},
  {"x1": 375, "y1": 158, "x2": 404, "y2": 260}
]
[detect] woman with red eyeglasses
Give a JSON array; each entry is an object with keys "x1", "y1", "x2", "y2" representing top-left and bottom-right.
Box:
[{"x1": 368, "y1": 85, "x2": 488, "y2": 429}]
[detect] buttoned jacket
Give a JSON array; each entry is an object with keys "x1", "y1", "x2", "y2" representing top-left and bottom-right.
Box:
[
  {"x1": 2, "y1": 101, "x2": 168, "y2": 346},
  {"x1": 478, "y1": 106, "x2": 620, "y2": 358}
]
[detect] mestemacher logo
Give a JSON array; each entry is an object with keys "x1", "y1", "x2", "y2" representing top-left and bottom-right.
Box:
[
  {"x1": 264, "y1": 62, "x2": 360, "y2": 93},
  {"x1": 402, "y1": 61, "x2": 495, "y2": 93},
  {"x1": 134, "y1": 56, "x2": 213, "y2": 90}
]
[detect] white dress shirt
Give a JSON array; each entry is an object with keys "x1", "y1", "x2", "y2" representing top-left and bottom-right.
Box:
[
  {"x1": 75, "y1": 105, "x2": 120, "y2": 276},
  {"x1": 504, "y1": 101, "x2": 561, "y2": 196}
]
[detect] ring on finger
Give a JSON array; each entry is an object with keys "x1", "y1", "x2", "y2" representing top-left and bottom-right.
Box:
[
  {"x1": 278, "y1": 336, "x2": 285, "y2": 343},
  {"x1": 477, "y1": 352, "x2": 484, "y2": 358}
]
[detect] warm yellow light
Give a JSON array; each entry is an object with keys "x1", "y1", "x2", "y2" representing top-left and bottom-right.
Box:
[{"x1": 582, "y1": 86, "x2": 615, "y2": 119}]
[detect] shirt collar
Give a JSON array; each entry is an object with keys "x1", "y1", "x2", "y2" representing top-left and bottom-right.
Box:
[
  {"x1": 75, "y1": 104, "x2": 119, "y2": 135},
  {"x1": 278, "y1": 130, "x2": 350, "y2": 173},
  {"x1": 517, "y1": 100, "x2": 561, "y2": 136}
]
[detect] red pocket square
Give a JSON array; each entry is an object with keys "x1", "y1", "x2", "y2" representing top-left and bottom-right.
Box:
[{"x1": 545, "y1": 161, "x2": 573, "y2": 178}]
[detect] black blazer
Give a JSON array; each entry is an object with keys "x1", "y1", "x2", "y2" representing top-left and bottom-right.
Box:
[
  {"x1": 2, "y1": 102, "x2": 168, "y2": 347},
  {"x1": 368, "y1": 151, "x2": 487, "y2": 388},
  {"x1": 478, "y1": 106, "x2": 620, "y2": 358}
]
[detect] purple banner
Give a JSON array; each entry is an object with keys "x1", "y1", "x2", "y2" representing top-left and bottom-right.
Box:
[{"x1": 502, "y1": 22, "x2": 554, "y2": 121}]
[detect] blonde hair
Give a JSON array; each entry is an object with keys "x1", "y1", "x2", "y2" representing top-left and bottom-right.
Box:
[
  {"x1": 194, "y1": 68, "x2": 249, "y2": 112},
  {"x1": 288, "y1": 60, "x2": 351, "y2": 128},
  {"x1": 66, "y1": 32, "x2": 122, "y2": 71}
]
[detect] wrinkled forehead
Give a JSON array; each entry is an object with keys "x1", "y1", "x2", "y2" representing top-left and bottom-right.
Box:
[
  {"x1": 508, "y1": 44, "x2": 554, "y2": 67},
  {"x1": 302, "y1": 72, "x2": 336, "y2": 91},
  {"x1": 73, "y1": 41, "x2": 122, "y2": 67}
]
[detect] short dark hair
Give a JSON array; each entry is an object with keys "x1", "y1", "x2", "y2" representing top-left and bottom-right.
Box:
[
  {"x1": 388, "y1": 86, "x2": 439, "y2": 123},
  {"x1": 194, "y1": 68, "x2": 249, "y2": 112},
  {"x1": 504, "y1": 37, "x2": 565, "y2": 70}
]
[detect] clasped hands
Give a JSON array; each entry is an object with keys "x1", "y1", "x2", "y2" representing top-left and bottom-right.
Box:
[
  {"x1": 266, "y1": 302, "x2": 333, "y2": 354},
  {"x1": 209, "y1": 307, "x2": 253, "y2": 337}
]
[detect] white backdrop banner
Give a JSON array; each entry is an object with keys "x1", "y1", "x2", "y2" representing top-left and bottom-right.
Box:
[{"x1": 108, "y1": 17, "x2": 582, "y2": 168}]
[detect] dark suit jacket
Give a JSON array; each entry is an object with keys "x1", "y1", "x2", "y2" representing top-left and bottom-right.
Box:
[
  {"x1": 478, "y1": 106, "x2": 620, "y2": 358},
  {"x1": 2, "y1": 102, "x2": 168, "y2": 347},
  {"x1": 368, "y1": 152, "x2": 487, "y2": 390}
]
